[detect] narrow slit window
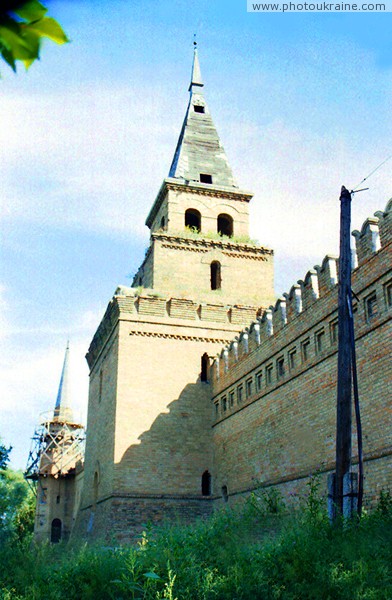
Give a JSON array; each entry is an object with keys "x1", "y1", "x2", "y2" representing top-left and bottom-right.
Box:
[
  {"x1": 201, "y1": 353, "x2": 209, "y2": 382},
  {"x1": 201, "y1": 471, "x2": 211, "y2": 496},
  {"x1": 237, "y1": 385, "x2": 243, "y2": 404},
  {"x1": 256, "y1": 371, "x2": 263, "y2": 391},
  {"x1": 277, "y1": 357, "x2": 285, "y2": 380},
  {"x1": 210, "y1": 261, "x2": 222, "y2": 290},
  {"x1": 222, "y1": 485, "x2": 229, "y2": 503},
  {"x1": 301, "y1": 339, "x2": 310, "y2": 362},
  {"x1": 200, "y1": 173, "x2": 212, "y2": 184},
  {"x1": 315, "y1": 329, "x2": 325, "y2": 354},
  {"x1": 288, "y1": 348, "x2": 297, "y2": 370},
  {"x1": 366, "y1": 293, "x2": 378, "y2": 321}
]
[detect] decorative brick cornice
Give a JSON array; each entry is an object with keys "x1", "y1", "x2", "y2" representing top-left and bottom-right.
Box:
[
  {"x1": 222, "y1": 251, "x2": 270, "y2": 261},
  {"x1": 161, "y1": 243, "x2": 208, "y2": 253},
  {"x1": 152, "y1": 232, "x2": 273, "y2": 256},
  {"x1": 129, "y1": 331, "x2": 228, "y2": 343}
]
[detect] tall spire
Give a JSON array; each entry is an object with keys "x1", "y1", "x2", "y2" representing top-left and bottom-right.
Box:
[
  {"x1": 53, "y1": 342, "x2": 74, "y2": 423},
  {"x1": 168, "y1": 45, "x2": 237, "y2": 188},
  {"x1": 189, "y1": 42, "x2": 203, "y2": 91}
]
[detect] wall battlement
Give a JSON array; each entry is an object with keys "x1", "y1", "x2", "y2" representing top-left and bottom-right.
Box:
[{"x1": 211, "y1": 199, "x2": 392, "y2": 384}]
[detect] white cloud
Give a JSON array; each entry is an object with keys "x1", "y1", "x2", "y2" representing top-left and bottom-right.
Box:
[
  {"x1": 0, "y1": 84, "x2": 178, "y2": 236},
  {"x1": 0, "y1": 302, "x2": 101, "y2": 469}
]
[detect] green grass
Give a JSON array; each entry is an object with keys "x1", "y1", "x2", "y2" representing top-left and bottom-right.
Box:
[
  {"x1": 1, "y1": 490, "x2": 392, "y2": 600},
  {"x1": 158, "y1": 226, "x2": 259, "y2": 246}
]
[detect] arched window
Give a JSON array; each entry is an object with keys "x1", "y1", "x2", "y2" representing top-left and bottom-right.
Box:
[
  {"x1": 201, "y1": 353, "x2": 209, "y2": 382},
  {"x1": 160, "y1": 216, "x2": 165, "y2": 229},
  {"x1": 51, "y1": 518, "x2": 62, "y2": 543},
  {"x1": 201, "y1": 470, "x2": 212, "y2": 496},
  {"x1": 210, "y1": 261, "x2": 221, "y2": 290},
  {"x1": 185, "y1": 209, "x2": 201, "y2": 232},
  {"x1": 217, "y1": 214, "x2": 233, "y2": 237}
]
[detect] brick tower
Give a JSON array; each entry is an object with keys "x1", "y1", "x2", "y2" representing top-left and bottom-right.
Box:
[
  {"x1": 26, "y1": 343, "x2": 84, "y2": 543},
  {"x1": 74, "y1": 48, "x2": 275, "y2": 542}
]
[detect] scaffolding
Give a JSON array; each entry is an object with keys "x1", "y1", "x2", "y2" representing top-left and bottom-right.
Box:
[{"x1": 25, "y1": 411, "x2": 85, "y2": 490}]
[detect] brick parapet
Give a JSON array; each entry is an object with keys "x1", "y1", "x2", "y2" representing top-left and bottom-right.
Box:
[
  {"x1": 86, "y1": 289, "x2": 260, "y2": 372},
  {"x1": 211, "y1": 199, "x2": 392, "y2": 402}
]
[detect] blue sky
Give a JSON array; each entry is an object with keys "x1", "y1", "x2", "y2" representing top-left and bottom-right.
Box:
[{"x1": 1, "y1": 0, "x2": 391, "y2": 469}]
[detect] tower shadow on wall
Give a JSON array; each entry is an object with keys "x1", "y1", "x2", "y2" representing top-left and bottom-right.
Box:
[{"x1": 113, "y1": 377, "x2": 214, "y2": 538}]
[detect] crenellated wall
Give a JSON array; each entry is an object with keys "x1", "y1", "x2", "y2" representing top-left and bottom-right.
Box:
[{"x1": 211, "y1": 199, "x2": 392, "y2": 507}]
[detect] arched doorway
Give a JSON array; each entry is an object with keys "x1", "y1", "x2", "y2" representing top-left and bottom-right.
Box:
[
  {"x1": 201, "y1": 471, "x2": 212, "y2": 496},
  {"x1": 51, "y1": 518, "x2": 62, "y2": 543}
]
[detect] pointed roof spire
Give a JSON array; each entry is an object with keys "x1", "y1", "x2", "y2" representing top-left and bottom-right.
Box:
[
  {"x1": 189, "y1": 38, "x2": 203, "y2": 91},
  {"x1": 168, "y1": 45, "x2": 237, "y2": 188},
  {"x1": 53, "y1": 341, "x2": 74, "y2": 423}
]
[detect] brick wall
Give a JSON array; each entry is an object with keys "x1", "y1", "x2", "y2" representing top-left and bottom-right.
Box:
[{"x1": 211, "y1": 200, "x2": 392, "y2": 507}]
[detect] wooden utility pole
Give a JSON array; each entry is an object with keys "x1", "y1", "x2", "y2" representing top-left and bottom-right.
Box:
[{"x1": 335, "y1": 185, "x2": 353, "y2": 516}]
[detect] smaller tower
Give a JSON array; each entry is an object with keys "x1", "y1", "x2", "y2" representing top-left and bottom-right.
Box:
[{"x1": 25, "y1": 343, "x2": 85, "y2": 543}]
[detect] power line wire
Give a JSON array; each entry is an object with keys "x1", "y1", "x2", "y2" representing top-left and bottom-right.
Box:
[{"x1": 351, "y1": 153, "x2": 392, "y2": 193}]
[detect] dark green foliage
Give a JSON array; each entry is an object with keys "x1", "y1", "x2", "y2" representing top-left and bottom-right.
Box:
[
  {"x1": 0, "y1": 0, "x2": 68, "y2": 76},
  {"x1": 0, "y1": 489, "x2": 391, "y2": 599},
  {"x1": 0, "y1": 442, "x2": 11, "y2": 470},
  {"x1": 0, "y1": 467, "x2": 35, "y2": 543}
]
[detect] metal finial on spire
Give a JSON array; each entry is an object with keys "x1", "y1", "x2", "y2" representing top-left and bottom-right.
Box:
[{"x1": 189, "y1": 38, "x2": 203, "y2": 91}]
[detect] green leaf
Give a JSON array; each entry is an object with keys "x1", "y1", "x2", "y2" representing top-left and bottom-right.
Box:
[
  {"x1": 14, "y1": 0, "x2": 48, "y2": 22},
  {"x1": 144, "y1": 571, "x2": 162, "y2": 580},
  {"x1": 0, "y1": 23, "x2": 35, "y2": 60},
  {"x1": 0, "y1": 45, "x2": 16, "y2": 71},
  {"x1": 26, "y1": 17, "x2": 69, "y2": 45}
]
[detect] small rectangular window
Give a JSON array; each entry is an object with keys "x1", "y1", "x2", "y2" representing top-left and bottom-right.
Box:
[
  {"x1": 301, "y1": 339, "x2": 310, "y2": 362},
  {"x1": 222, "y1": 396, "x2": 227, "y2": 412},
  {"x1": 194, "y1": 105, "x2": 205, "y2": 113},
  {"x1": 277, "y1": 356, "x2": 285, "y2": 380},
  {"x1": 330, "y1": 319, "x2": 338, "y2": 344},
  {"x1": 237, "y1": 385, "x2": 243, "y2": 404},
  {"x1": 200, "y1": 173, "x2": 213, "y2": 184},
  {"x1": 266, "y1": 364, "x2": 273, "y2": 384},
  {"x1": 256, "y1": 371, "x2": 263, "y2": 391},
  {"x1": 288, "y1": 348, "x2": 296, "y2": 370},
  {"x1": 215, "y1": 402, "x2": 219, "y2": 418},
  {"x1": 384, "y1": 281, "x2": 392, "y2": 308},
  {"x1": 365, "y1": 293, "x2": 378, "y2": 321},
  {"x1": 315, "y1": 329, "x2": 325, "y2": 354},
  {"x1": 229, "y1": 391, "x2": 235, "y2": 407},
  {"x1": 246, "y1": 378, "x2": 253, "y2": 398}
]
